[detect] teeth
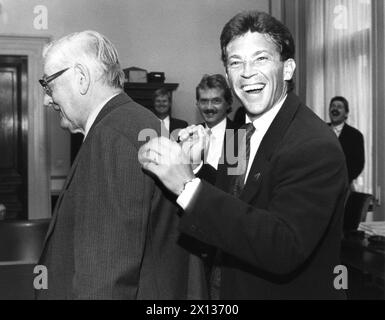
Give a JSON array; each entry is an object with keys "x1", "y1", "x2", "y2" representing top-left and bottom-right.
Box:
[{"x1": 242, "y1": 84, "x2": 265, "y2": 92}]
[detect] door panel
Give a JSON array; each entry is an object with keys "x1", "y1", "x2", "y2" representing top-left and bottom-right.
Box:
[{"x1": 0, "y1": 55, "x2": 28, "y2": 219}]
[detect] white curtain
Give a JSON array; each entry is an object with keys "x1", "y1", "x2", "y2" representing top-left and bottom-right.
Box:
[{"x1": 305, "y1": 0, "x2": 372, "y2": 193}]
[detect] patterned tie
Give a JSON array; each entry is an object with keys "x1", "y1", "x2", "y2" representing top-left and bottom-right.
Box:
[{"x1": 209, "y1": 122, "x2": 255, "y2": 299}]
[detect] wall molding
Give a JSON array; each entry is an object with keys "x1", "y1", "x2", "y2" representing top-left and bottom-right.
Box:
[{"x1": 0, "y1": 34, "x2": 51, "y2": 219}]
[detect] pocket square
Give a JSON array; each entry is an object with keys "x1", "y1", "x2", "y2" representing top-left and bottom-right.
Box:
[{"x1": 253, "y1": 172, "x2": 261, "y2": 181}]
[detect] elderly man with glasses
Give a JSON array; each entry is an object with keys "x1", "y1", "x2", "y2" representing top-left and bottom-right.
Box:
[{"x1": 36, "y1": 30, "x2": 194, "y2": 299}]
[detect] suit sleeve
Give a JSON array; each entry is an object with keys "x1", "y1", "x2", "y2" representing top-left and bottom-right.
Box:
[
  {"x1": 72, "y1": 126, "x2": 151, "y2": 299},
  {"x1": 179, "y1": 137, "x2": 347, "y2": 275}
]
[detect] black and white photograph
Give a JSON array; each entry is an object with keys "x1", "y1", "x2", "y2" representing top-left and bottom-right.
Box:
[{"x1": 0, "y1": 0, "x2": 384, "y2": 305}]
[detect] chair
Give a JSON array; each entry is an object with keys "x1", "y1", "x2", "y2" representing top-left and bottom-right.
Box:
[
  {"x1": 0, "y1": 219, "x2": 50, "y2": 299},
  {"x1": 343, "y1": 192, "x2": 373, "y2": 233},
  {"x1": 0, "y1": 219, "x2": 50, "y2": 262}
]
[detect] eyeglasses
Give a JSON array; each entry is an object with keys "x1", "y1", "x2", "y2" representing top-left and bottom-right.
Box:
[
  {"x1": 197, "y1": 97, "x2": 224, "y2": 107},
  {"x1": 39, "y1": 67, "x2": 70, "y2": 96}
]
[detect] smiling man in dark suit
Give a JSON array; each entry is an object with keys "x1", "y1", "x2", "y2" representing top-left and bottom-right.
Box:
[
  {"x1": 328, "y1": 96, "x2": 365, "y2": 185},
  {"x1": 36, "y1": 30, "x2": 192, "y2": 299},
  {"x1": 139, "y1": 11, "x2": 348, "y2": 299},
  {"x1": 153, "y1": 87, "x2": 188, "y2": 140}
]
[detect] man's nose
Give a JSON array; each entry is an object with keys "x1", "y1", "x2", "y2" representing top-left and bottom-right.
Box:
[
  {"x1": 241, "y1": 60, "x2": 258, "y2": 78},
  {"x1": 43, "y1": 94, "x2": 53, "y2": 107}
]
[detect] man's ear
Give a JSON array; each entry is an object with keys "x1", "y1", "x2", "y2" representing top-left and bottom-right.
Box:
[
  {"x1": 74, "y1": 63, "x2": 90, "y2": 95},
  {"x1": 283, "y1": 59, "x2": 296, "y2": 81}
]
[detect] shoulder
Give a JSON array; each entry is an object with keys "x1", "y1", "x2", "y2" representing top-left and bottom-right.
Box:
[
  {"x1": 343, "y1": 123, "x2": 364, "y2": 138},
  {"x1": 171, "y1": 117, "x2": 188, "y2": 128},
  {"x1": 281, "y1": 102, "x2": 344, "y2": 161},
  {"x1": 92, "y1": 100, "x2": 161, "y2": 150}
]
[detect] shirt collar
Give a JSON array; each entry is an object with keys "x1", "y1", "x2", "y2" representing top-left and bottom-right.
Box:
[
  {"x1": 332, "y1": 122, "x2": 345, "y2": 131},
  {"x1": 206, "y1": 117, "x2": 227, "y2": 137},
  {"x1": 246, "y1": 95, "x2": 287, "y2": 133},
  {"x1": 160, "y1": 115, "x2": 170, "y2": 122},
  {"x1": 84, "y1": 92, "x2": 120, "y2": 139}
]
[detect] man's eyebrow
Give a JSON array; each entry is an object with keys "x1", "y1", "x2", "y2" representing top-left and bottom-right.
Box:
[{"x1": 227, "y1": 50, "x2": 272, "y2": 60}]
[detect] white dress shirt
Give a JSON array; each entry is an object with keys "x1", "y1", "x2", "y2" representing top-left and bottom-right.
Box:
[
  {"x1": 205, "y1": 117, "x2": 227, "y2": 169},
  {"x1": 159, "y1": 115, "x2": 170, "y2": 132},
  {"x1": 244, "y1": 96, "x2": 286, "y2": 182},
  {"x1": 177, "y1": 95, "x2": 287, "y2": 209},
  {"x1": 331, "y1": 122, "x2": 344, "y2": 138},
  {"x1": 84, "y1": 92, "x2": 121, "y2": 140}
]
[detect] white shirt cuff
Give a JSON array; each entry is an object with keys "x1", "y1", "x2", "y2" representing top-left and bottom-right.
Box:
[{"x1": 176, "y1": 178, "x2": 201, "y2": 210}]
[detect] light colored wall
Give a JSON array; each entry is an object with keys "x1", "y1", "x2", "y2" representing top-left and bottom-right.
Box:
[{"x1": 1, "y1": 0, "x2": 271, "y2": 186}]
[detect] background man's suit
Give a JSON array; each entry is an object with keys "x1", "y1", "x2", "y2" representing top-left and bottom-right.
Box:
[
  {"x1": 37, "y1": 93, "x2": 191, "y2": 299},
  {"x1": 179, "y1": 93, "x2": 349, "y2": 299},
  {"x1": 335, "y1": 123, "x2": 365, "y2": 184},
  {"x1": 198, "y1": 118, "x2": 238, "y2": 185},
  {"x1": 170, "y1": 117, "x2": 188, "y2": 134}
]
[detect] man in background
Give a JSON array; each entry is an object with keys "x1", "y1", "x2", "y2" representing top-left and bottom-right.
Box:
[
  {"x1": 153, "y1": 87, "x2": 188, "y2": 140},
  {"x1": 329, "y1": 96, "x2": 365, "y2": 186},
  {"x1": 37, "y1": 30, "x2": 191, "y2": 299},
  {"x1": 196, "y1": 74, "x2": 237, "y2": 176}
]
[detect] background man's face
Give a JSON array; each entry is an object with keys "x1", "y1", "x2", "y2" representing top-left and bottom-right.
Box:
[
  {"x1": 225, "y1": 31, "x2": 292, "y2": 121},
  {"x1": 329, "y1": 100, "x2": 348, "y2": 125},
  {"x1": 154, "y1": 94, "x2": 171, "y2": 119},
  {"x1": 197, "y1": 88, "x2": 229, "y2": 128}
]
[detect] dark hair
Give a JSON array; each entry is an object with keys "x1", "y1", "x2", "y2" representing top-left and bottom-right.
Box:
[
  {"x1": 153, "y1": 87, "x2": 171, "y2": 102},
  {"x1": 196, "y1": 74, "x2": 233, "y2": 112},
  {"x1": 220, "y1": 11, "x2": 295, "y2": 92},
  {"x1": 330, "y1": 96, "x2": 349, "y2": 113}
]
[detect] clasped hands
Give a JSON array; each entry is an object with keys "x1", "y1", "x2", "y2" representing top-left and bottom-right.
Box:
[{"x1": 138, "y1": 125, "x2": 210, "y2": 195}]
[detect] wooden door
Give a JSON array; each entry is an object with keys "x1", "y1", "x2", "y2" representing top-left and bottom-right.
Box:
[{"x1": 0, "y1": 55, "x2": 28, "y2": 219}]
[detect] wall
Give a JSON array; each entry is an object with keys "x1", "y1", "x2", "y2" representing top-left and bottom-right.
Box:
[{"x1": 1, "y1": 0, "x2": 272, "y2": 200}]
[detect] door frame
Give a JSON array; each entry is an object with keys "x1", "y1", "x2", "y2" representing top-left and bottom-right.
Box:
[{"x1": 0, "y1": 35, "x2": 51, "y2": 220}]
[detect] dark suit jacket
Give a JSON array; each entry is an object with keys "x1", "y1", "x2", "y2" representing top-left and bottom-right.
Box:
[
  {"x1": 179, "y1": 93, "x2": 349, "y2": 299},
  {"x1": 330, "y1": 123, "x2": 365, "y2": 184},
  {"x1": 37, "y1": 93, "x2": 192, "y2": 299},
  {"x1": 199, "y1": 118, "x2": 237, "y2": 185},
  {"x1": 170, "y1": 117, "x2": 188, "y2": 133}
]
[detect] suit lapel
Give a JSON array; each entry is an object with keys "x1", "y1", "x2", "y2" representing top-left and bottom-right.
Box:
[
  {"x1": 241, "y1": 93, "x2": 301, "y2": 203},
  {"x1": 42, "y1": 92, "x2": 133, "y2": 249},
  {"x1": 169, "y1": 118, "x2": 175, "y2": 134}
]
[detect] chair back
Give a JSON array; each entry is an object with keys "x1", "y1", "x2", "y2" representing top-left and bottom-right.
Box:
[
  {"x1": 0, "y1": 219, "x2": 50, "y2": 262},
  {"x1": 343, "y1": 192, "x2": 372, "y2": 232}
]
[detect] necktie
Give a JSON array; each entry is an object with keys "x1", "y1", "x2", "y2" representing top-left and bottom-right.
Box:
[
  {"x1": 231, "y1": 122, "x2": 256, "y2": 197},
  {"x1": 209, "y1": 122, "x2": 255, "y2": 299}
]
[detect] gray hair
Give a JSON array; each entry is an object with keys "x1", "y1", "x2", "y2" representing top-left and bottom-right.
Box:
[{"x1": 43, "y1": 30, "x2": 125, "y2": 89}]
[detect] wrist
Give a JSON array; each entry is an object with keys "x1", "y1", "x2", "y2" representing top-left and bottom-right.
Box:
[{"x1": 177, "y1": 176, "x2": 197, "y2": 196}]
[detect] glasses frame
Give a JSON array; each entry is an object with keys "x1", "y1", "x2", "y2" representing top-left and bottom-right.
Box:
[{"x1": 39, "y1": 67, "x2": 70, "y2": 96}]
